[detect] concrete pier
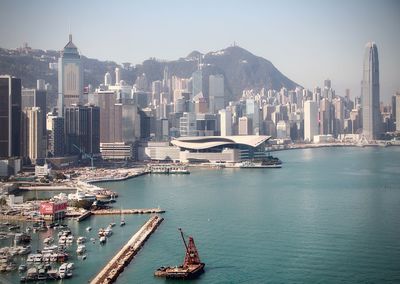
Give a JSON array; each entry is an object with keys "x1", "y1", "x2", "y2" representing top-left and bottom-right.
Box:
[{"x1": 90, "y1": 215, "x2": 164, "y2": 284}]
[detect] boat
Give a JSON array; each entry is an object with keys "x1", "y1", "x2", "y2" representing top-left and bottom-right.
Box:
[
  {"x1": 14, "y1": 233, "x2": 31, "y2": 244},
  {"x1": 120, "y1": 208, "x2": 126, "y2": 226},
  {"x1": 67, "y1": 262, "x2": 74, "y2": 270},
  {"x1": 99, "y1": 236, "x2": 106, "y2": 244},
  {"x1": 6, "y1": 262, "x2": 17, "y2": 271},
  {"x1": 43, "y1": 237, "x2": 54, "y2": 245},
  {"x1": 76, "y1": 245, "x2": 86, "y2": 255},
  {"x1": 154, "y1": 228, "x2": 205, "y2": 279},
  {"x1": 76, "y1": 236, "x2": 86, "y2": 244},
  {"x1": 109, "y1": 222, "x2": 116, "y2": 227},
  {"x1": 86, "y1": 226, "x2": 92, "y2": 232},
  {"x1": 58, "y1": 263, "x2": 67, "y2": 279},
  {"x1": 66, "y1": 235, "x2": 74, "y2": 243},
  {"x1": 18, "y1": 264, "x2": 27, "y2": 272},
  {"x1": 104, "y1": 227, "x2": 112, "y2": 236}
]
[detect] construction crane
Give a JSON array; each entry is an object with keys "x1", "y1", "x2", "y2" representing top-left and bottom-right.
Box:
[{"x1": 72, "y1": 144, "x2": 94, "y2": 168}]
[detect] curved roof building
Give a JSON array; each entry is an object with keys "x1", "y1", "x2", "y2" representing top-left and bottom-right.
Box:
[
  {"x1": 171, "y1": 135, "x2": 270, "y2": 150},
  {"x1": 169, "y1": 135, "x2": 271, "y2": 163}
]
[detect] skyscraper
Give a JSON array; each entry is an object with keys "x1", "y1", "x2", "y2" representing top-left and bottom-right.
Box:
[
  {"x1": 209, "y1": 75, "x2": 225, "y2": 113},
  {"x1": 396, "y1": 91, "x2": 400, "y2": 132},
  {"x1": 361, "y1": 42, "x2": 381, "y2": 140},
  {"x1": 58, "y1": 34, "x2": 83, "y2": 114},
  {"x1": 22, "y1": 107, "x2": 44, "y2": 163},
  {"x1": 22, "y1": 88, "x2": 47, "y2": 137},
  {"x1": 0, "y1": 75, "x2": 21, "y2": 158},
  {"x1": 304, "y1": 100, "x2": 318, "y2": 142},
  {"x1": 64, "y1": 105, "x2": 100, "y2": 155}
]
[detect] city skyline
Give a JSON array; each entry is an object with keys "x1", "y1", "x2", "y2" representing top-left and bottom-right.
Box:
[{"x1": 0, "y1": 0, "x2": 399, "y2": 103}]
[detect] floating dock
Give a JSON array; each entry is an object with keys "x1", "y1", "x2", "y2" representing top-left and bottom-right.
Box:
[{"x1": 90, "y1": 215, "x2": 164, "y2": 284}]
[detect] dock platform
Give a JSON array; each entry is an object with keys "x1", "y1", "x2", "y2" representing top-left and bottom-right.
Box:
[{"x1": 90, "y1": 215, "x2": 164, "y2": 284}]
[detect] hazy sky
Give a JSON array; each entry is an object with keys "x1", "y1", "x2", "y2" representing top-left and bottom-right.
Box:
[{"x1": 0, "y1": 0, "x2": 399, "y2": 102}]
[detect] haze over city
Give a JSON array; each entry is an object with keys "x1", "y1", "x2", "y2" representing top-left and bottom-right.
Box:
[{"x1": 0, "y1": 0, "x2": 399, "y2": 102}]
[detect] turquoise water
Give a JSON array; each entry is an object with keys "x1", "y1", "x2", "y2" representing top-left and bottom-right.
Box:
[{"x1": 2, "y1": 147, "x2": 400, "y2": 283}]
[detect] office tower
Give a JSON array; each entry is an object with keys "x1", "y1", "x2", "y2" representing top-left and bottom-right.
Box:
[
  {"x1": 319, "y1": 98, "x2": 333, "y2": 134},
  {"x1": 104, "y1": 72, "x2": 112, "y2": 86},
  {"x1": 179, "y1": 112, "x2": 197, "y2": 136},
  {"x1": 22, "y1": 107, "x2": 44, "y2": 163},
  {"x1": 219, "y1": 109, "x2": 232, "y2": 136},
  {"x1": 97, "y1": 90, "x2": 118, "y2": 143},
  {"x1": 333, "y1": 97, "x2": 344, "y2": 137},
  {"x1": 47, "y1": 113, "x2": 64, "y2": 157},
  {"x1": 58, "y1": 34, "x2": 83, "y2": 114},
  {"x1": 361, "y1": 42, "x2": 381, "y2": 140},
  {"x1": 152, "y1": 80, "x2": 162, "y2": 104},
  {"x1": 245, "y1": 99, "x2": 258, "y2": 134},
  {"x1": 396, "y1": 92, "x2": 400, "y2": 132},
  {"x1": 276, "y1": 120, "x2": 290, "y2": 139},
  {"x1": 304, "y1": 100, "x2": 318, "y2": 142},
  {"x1": 0, "y1": 75, "x2": 21, "y2": 158},
  {"x1": 22, "y1": 88, "x2": 47, "y2": 137},
  {"x1": 209, "y1": 75, "x2": 224, "y2": 113},
  {"x1": 64, "y1": 105, "x2": 100, "y2": 155},
  {"x1": 313, "y1": 87, "x2": 321, "y2": 104},
  {"x1": 121, "y1": 104, "x2": 141, "y2": 142},
  {"x1": 238, "y1": 116, "x2": 251, "y2": 135},
  {"x1": 37, "y1": 79, "x2": 45, "y2": 91},
  {"x1": 196, "y1": 114, "x2": 217, "y2": 136},
  {"x1": 192, "y1": 70, "x2": 203, "y2": 100},
  {"x1": 135, "y1": 73, "x2": 149, "y2": 91},
  {"x1": 324, "y1": 79, "x2": 331, "y2": 89},
  {"x1": 115, "y1": 68, "x2": 121, "y2": 85}
]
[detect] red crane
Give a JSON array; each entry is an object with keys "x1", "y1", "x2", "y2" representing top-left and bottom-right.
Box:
[{"x1": 179, "y1": 228, "x2": 202, "y2": 267}]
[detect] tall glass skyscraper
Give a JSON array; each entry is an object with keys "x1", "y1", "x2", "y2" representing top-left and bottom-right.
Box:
[
  {"x1": 58, "y1": 34, "x2": 83, "y2": 116},
  {"x1": 362, "y1": 42, "x2": 380, "y2": 140}
]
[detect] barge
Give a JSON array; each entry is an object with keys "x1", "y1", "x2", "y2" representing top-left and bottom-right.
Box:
[{"x1": 155, "y1": 228, "x2": 205, "y2": 279}]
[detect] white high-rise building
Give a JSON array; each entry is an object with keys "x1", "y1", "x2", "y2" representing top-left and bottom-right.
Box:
[
  {"x1": 219, "y1": 109, "x2": 232, "y2": 136},
  {"x1": 115, "y1": 67, "x2": 121, "y2": 86},
  {"x1": 209, "y1": 74, "x2": 224, "y2": 113},
  {"x1": 304, "y1": 100, "x2": 318, "y2": 142},
  {"x1": 104, "y1": 72, "x2": 112, "y2": 86}
]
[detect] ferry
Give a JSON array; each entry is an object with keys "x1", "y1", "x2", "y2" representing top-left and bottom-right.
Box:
[{"x1": 149, "y1": 164, "x2": 190, "y2": 174}]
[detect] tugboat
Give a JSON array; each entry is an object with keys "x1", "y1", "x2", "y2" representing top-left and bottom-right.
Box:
[{"x1": 154, "y1": 228, "x2": 205, "y2": 279}]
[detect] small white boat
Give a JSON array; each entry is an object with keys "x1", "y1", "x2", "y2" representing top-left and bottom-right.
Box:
[
  {"x1": 99, "y1": 236, "x2": 106, "y2": 244},
  {"x1": 109, "y1": 222, "x2": 116, "y2": 227},
  {"x1": 120, "y1": 220, "x2": 126, "y2": 226},
  {"x1": 58, "y1": 236, "x2": 66, "y2": 244},
  {"x1": 86, "y1": 226, "x2": 92, "y2": 232},
  {"x1": 104, "y1": 227, "x2": 113, "y2": 236},
  {"x1": 18, "y1": 264, "x2": 27, "y2": 272},
  {"x1": 66, "y1": 235, "x2": 74, "y2": 243},
  {"x1": 76, "y1": 236, "x2": 86, "y2": 244},
  {"x1": 58, "y1": 263, "x2": 67, "y2": 279},
  {"x1": 76, "y1": 245, "x2": 86, "y2": 255},
  {"x1": 67, "y1": 262, "x2": 74, "y2": 270}
]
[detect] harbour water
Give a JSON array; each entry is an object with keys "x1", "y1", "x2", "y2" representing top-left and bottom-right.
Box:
[{"x1": 2, "y1": 147, "x2": 400, "y2": 283}]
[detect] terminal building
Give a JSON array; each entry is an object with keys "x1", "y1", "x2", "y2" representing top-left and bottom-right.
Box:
[{"x1": 144, "y1": 135, "x2": 271, "y2": 163}]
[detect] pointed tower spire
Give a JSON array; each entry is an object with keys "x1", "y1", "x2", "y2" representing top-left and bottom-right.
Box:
[{"x1": 69, "y1": 33, "x2": 72, "y2": 43}]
